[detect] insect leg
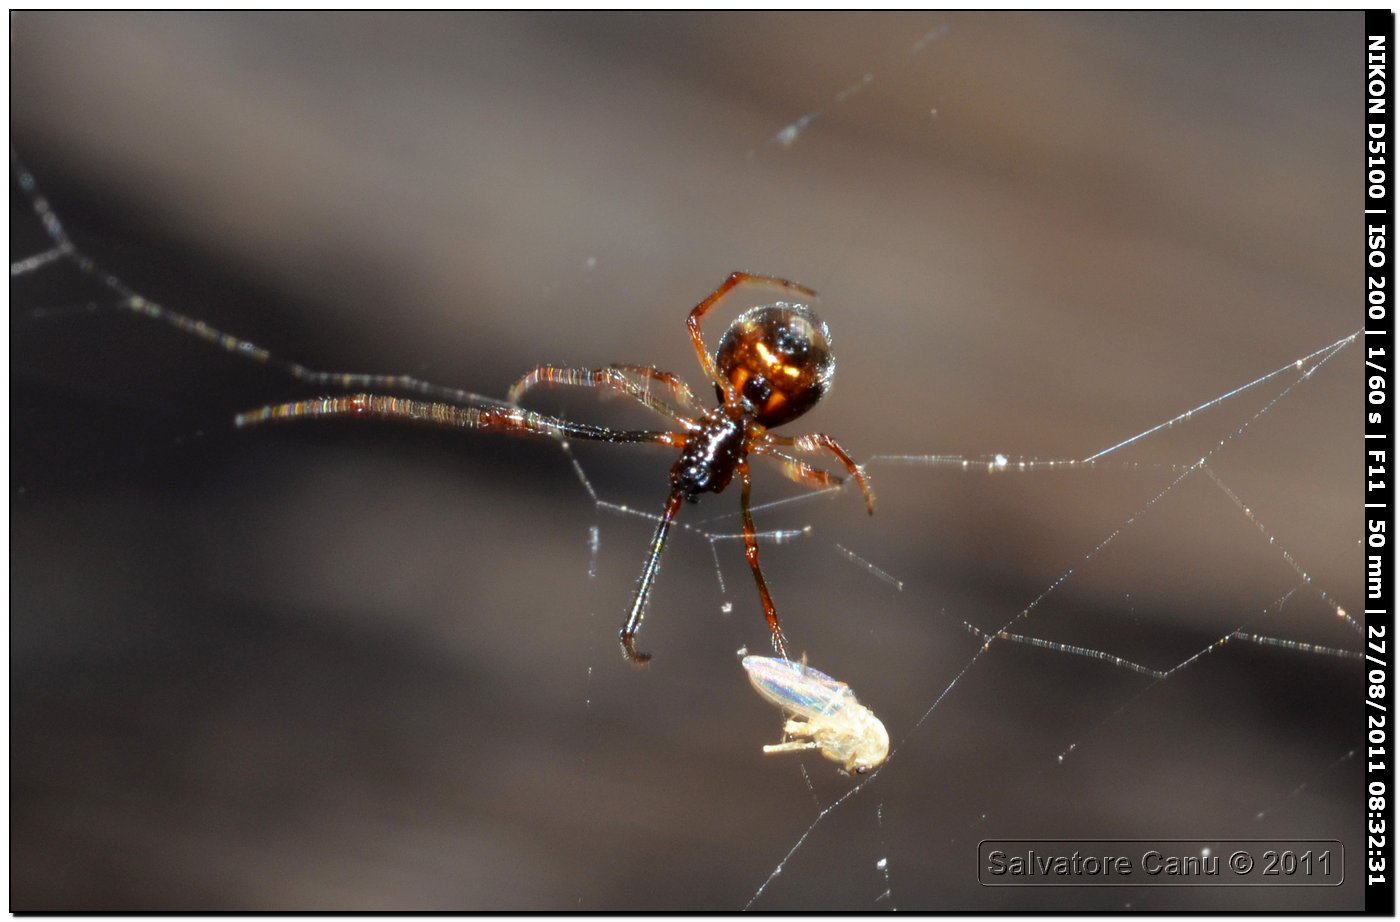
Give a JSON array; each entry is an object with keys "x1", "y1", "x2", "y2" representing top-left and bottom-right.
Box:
[{"x1": 762, "y1": 740, "x2": 821, "y2": 756}]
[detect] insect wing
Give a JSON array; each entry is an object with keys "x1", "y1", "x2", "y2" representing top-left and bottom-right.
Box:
[{"x1": 742, "y1": 655, "x2": 854, "y2": 719}]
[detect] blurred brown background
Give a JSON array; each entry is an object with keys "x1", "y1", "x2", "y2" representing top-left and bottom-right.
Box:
[{"x1": 12, "y1": 12, "x2": 1362, "y2": 910}]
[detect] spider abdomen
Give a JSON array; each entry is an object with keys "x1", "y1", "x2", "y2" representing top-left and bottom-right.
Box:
[{"x1": 713, "y1": 302, "x2": 835, "y2": 428}]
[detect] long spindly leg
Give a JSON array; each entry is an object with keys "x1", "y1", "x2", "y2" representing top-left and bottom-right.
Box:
[
  {"x1": 764, "y1": 431, "x2": 875, "y2": 513},
  {"x1": 686, "y1": 271, "x2": 818, "y2": 392},
  {"x1": 751, "y1": 444, "x2": 843, "y2": 492},
  {"x1": 739, "y1": 459, "x2": 792, "y2": 661},
  {"x1": 608, "y1": 363, "x2": 704, "y2": 414},
  {"x1": 507, "y1": 365, "x2": 696, "y2": 427},
  {"x1": 234, "y1": 393, "x2": 688, "y2": 448},
  {"x1": 619, "y1": 490, "x2": 686, "y2": 664}
]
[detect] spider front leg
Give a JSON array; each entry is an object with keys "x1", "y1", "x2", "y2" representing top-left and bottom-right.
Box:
[
  {"x1": 739, "y1": 459, "x2": 791, "y2": 661},
  {"x1": 687, "y1": 272, "x2": 817, "y2": 394},
  {"x1": 507, "y1": 364, "x2": 695, "y2": 426},
  {"x1": 233, "y1": 393, "x2": 689, "y2": 448},
  {"x1": 765, "y1": 431, "x2": 875, "y2": 513},
  {"x1": 607, "y1": 364, "x2": 703, "y2": 414}
]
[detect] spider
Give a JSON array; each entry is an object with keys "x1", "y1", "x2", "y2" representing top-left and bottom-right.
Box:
[{"x1": 235, "y1": 272, "x2": 876, "y2": 663}]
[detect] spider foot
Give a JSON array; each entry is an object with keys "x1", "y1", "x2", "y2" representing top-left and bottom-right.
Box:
[{"x1": 619, "y1": 632, "x2": 653, "y2": 667}]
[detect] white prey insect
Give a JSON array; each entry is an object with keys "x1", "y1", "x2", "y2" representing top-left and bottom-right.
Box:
[{"x1": 742, "y1": 655, "x2": 890, "y2": 774}]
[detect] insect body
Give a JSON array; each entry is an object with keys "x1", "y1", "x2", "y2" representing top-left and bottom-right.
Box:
[
  {"x1": 235, "y1": 272, "x2": 876, "y2": 664},
  {"x1": 742, "y1": 654, "x2": 889, "y2": 774}
]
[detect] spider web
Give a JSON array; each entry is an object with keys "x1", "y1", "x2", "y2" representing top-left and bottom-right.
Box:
[{"x1": 10, "y1": 12, "x2": 1363, "y2": 911}]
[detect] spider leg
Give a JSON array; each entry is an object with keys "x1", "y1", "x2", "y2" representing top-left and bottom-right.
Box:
[
  {"x1": 607, "y1": 363, "x2": 704, "y2": 413},
  {"x1": 739, "y1": 459, "x2": 792, "y2": 661},
  {"x1": 508, "y1": 364, "x2": 696, "y2": 427},
  {"x1": 234, "y1": 393, "x2": 688, "y2": 447},
  {"x1": 764, "y1": 432, "x2": 875, "y2": 514},
  {"x1": 687, "y1": 271, "x2": 818, "y2": 394},
  {"x1": 619, "y1": 490, "x2": 686, "y2": 665},
  {"x1": 751, "y1": 443, "x2": 844, "y2": 492}
]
